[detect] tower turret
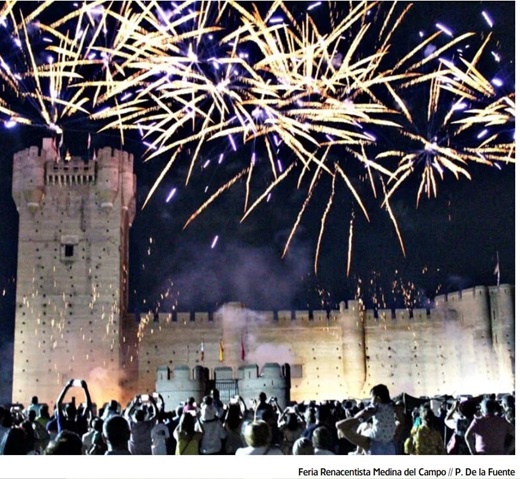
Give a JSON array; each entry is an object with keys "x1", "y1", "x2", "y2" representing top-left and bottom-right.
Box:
[
  {"x1": 121, "y1": 150, "x2": 136, "y2": 226},
  {"x1": 489, "y1": 285, "x2": 515, "y2": 391},
  {"x1": 12, "y1": 142, "x2": 52, "y2": 214},
  {"x1": 96, "y1": 147, "x2": 121, "y2": 213},
  {"x1": 339, "y1": 300, "x2": 366, "y2": 397}
]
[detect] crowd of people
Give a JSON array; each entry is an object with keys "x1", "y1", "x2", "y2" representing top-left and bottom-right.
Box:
[{"x1": 0, "y1": 381, "x2": 515, "y2": 455}]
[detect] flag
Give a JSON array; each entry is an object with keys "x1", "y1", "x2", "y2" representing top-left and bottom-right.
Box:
[
  {"x1": 58, "y1": 132, "x2": 64, "y2": 160},
  {"x1": 494, "y1": 252, "x2": 500, "y2": 287},
  {"x1": 200, "y1": 341, "x2": 204, "y2": 362},
  {"x1": 241, "y1": 335, "x2": 245, "y2": 361},
  {"x1": 219, "y1": 340, "x2": 224, "y2": 362}
]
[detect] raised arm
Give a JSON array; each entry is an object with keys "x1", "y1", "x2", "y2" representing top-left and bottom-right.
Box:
[
  {"x1": 464, "y1": 419, "x2": 477, "y2": 455},
  {"x1": 154, "y1": 393, "x2": 165, "y2": 414},
  {"x1": 277, "y1": 407, "x2": 289, "y2": 428},
  {"x1": 124, "y1": 395, "x2": 139, "y2": 421},
  {"x1": 80, "y1": 380, "x2": 93, "y2": 420},
  {"x1": 236, "y1": 395, "x2": 247, "y2": 415},
  {"x1": 148, "y1": 396, "x2": 159, "y2": 421},
  {"x1": 444, "y1": 401, "x2": 459, "y2": 430},
  {"x1": 57, "y1": 380, "x2": 73, "y2": 409},
  {"x1": 272, "y1": 398, "x2": 283, "y2": 416}
]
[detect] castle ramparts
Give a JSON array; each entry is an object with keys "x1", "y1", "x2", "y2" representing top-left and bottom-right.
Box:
[{"x1": 138, "y1": 285, "x2": 514, "y2": 403}]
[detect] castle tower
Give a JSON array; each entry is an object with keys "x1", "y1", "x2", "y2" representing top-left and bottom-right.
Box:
[
  {"x1": 489, "y1": 285, "x2": 515, "y2": 392},
  {"x1": 454, "y1": 286, "x2": 495, "y2": 394},
  {"x1": 11, "y1": 139, "x2": 136, "y2": 406},
  {"x1": 338, "y1": 300, "x2": 366, "y2": 397}
]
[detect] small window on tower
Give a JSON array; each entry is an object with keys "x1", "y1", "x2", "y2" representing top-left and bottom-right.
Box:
[{"x1": 60, "y1": 235, "x2": 79, "y2": 262}]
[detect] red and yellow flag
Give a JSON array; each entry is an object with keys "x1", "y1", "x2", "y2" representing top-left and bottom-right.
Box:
[{"x1": 219, "y1": 340, "x2": 224, "y2": 362}]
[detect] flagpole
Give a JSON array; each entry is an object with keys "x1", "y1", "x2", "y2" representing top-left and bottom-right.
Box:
[{"x1": 495, "y1": 251, "x2": 501, "y2": 288}]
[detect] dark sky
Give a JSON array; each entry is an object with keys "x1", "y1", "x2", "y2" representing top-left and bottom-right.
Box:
[{"x1": 0, "y1": 1, "x2": 515, "y2": 402}]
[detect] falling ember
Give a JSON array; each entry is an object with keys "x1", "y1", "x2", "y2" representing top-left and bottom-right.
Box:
[
  {"x1": 346, "y1": 211, "x2": 355, "y2": 277},
  {"x1": 211, "y1": 235, "x2": 219, "y2": 249},
  {"x1": 435, "y1": 23, "x2": 453, "y2": 37},
  {"x1": 481, "y1": 11, "x2": 494, "y2": 28},
  {"x1": 166, "y1": 188, "x2": 177, "y2": 203},
  {"x1": 307, "y1": 2, "x2": 322, "y2": 11},
  {"x1": 228, "y1": 135, "x2": 237, "y2": 152}
]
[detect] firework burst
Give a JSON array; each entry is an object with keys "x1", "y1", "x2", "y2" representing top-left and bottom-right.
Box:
[
  {"x1": 377, "y1": 16, "x2": 515, "y2": 207},
  {"x1": 1, "y1": 1, "x2": 514, "y2": 276}
]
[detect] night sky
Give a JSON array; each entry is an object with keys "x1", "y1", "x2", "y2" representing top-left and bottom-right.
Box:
[{"x1": 0, "y1": 1, "x2": 515, "y2": 404}]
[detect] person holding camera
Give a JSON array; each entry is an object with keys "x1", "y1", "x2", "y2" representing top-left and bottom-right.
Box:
[
  {"x1": 253, "y1": 392, "x2": 270, "y2": 419},
  {"x1": 223, "y1": 396, "x2": 246, "y2": 454},
  {"x1": 124, "y1": 394, "x2": 158, "y2": 455},
  {"x1": 199, "y1": 396, "x2": 227, "y2": 455},
  {"x1": 277, "y1": 404, "x2": 305, "y2": 455},
  {"x1": 444, "y1": 398, "x2": 475, "y2": 455},
  {"x1": 56, "y1": 379, "x2": 92, "y2": 436},
  {"x1": 174, "y1": 412, "x2": 203, "y2": 455}
]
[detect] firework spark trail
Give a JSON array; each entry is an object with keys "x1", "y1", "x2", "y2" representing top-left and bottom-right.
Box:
[
  {"x1": 241, "y1": 161, "x2": 297, "y2": 224},
  {"x1": 1, "y1": 1, "x2": 514, "y2": 277},
  {"x1": 96, "y1": 0, "x2": 512, "y2": 269},
  {"x1": 380, "y1": 177, "x2": 405, "y2": 257},
  {"x1": 314, "y1": 171, "x2": 336, "y2": 274},
  {"x1": 184, "y1": 166, "x2": 251, "y2": 229},
  {"x1": 376, "y1": 10, "x2": 514, "y2": 205},
  {"x1": 381, "y1": 63, "x2": 505, "y2": 207},
  {"x1": 0, "y1": 2, "x2": 116, "y2": 134},
  {"x1": 281, "y1": 165, "x2": 322, "y2": 259},
  {"x1": 346, "y1": 210, "x2": 355, "y2": 278}
]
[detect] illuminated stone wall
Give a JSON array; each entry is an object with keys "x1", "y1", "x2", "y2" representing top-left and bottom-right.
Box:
[
  {"x1": 12, "y1": 141, "x2": 136, "y2": 407},
  {"x1": 11, "y1": 142, "x2": 514, "y2": 407},
  {"x1": 139, "y1": 285, "x2": 515, "y2": 402}
]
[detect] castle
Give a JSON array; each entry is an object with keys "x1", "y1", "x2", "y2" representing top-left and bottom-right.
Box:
[{"x1": 11, "y1": 141, "x2": 515, "y2": 408}]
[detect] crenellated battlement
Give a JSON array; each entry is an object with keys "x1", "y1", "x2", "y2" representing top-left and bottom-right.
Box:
[
  {"x1": 45, "y1": 159, "x2": 97, "y2": 185},
  {"x1": 138, "y1": 309, "x2": 352, "y2": 329},
  {"x1": 489, "y1": 284, "x2": 514, "y2": 296},
  {"x1": 155, "y1": 362, "x2": 291, "y2": 410},
  {"x1": 435, "y1": 285, "x2": 491, "y2": 306},
  {"x1": 11, "y1": 138, "x2": 514, "y2": 405},
  {"x1": 136, "y1": 288, "x2": 512, "y2": 328}
]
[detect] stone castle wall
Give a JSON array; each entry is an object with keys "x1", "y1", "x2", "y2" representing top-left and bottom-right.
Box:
[{"x1": 138, "y1": 287, "x2": 515, "y2": 403}]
